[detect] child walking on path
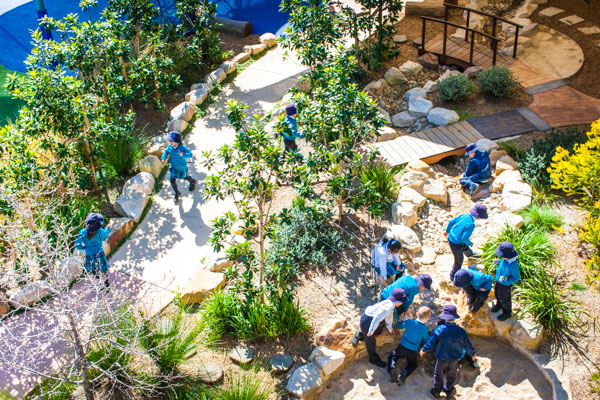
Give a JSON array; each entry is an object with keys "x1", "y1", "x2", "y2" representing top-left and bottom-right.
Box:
[
  {"x1": 445, "y1": 204, "x2": 488, "y2": 281},
  {"x1": 421, "y1": 304, "x2": 476, "y2": 398},
  {"x1": 460, "y1": 143, "x2": 491, "y2": 196},
  {"x1": 353, "y1": 288, "x2": 408, "y2": 368},
  {"x1": 161, "y1": 131, "x2": 197, "y2": 204},
  {"x1": 372, "y1": 238, "x2": 405, "y2": 289},
  {"x1": 280, "y1": 103, "x2": 304, "y2": 160},
  {"x1": 491, "y1": 242, "x2": 521, "y2": 321},
  {"x1": 388, "y1": 306, "x2": 432, "y2": 386},
  {"x1": 75, "y1": 213, "x2": 111, "y2": 288},
  {"x1": 452, "y1": 268, "x2": 494, "y2": 313}
]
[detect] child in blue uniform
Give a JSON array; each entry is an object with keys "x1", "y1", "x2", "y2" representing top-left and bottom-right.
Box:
[
  {"x1": 452, "y1": 268, "x2": 494, "y2": 313},
  {"x1": 75, "y1": 213, "x2": 111, "y2": 287},
  {"x1": 280, "y1": 104, "x2": 304, "y2": 160},
  {"x1": 161, "y1": 131, "x2": 196, "y2": 203},
  {"x1": 491, "y1": 242, "x2": 521, "y2": 321},
  {"x1": 380, "y1": 273, "x2": 433, "y2": 318},
  {"x1": 388, "y1": 306, "x2": 431, "y2": 386},
  {"x1": 460, "y1": 143, "x2": 491, "y2": 196},
  {"x1": 372, "y1": 238, "x2": 405, "y2": 289},
  {"x1": 421, "y1": 304, "x2": 476, "y2": 398},
  {"x1": 445, "y1": 204, "x2": 488, "y2": 281}
]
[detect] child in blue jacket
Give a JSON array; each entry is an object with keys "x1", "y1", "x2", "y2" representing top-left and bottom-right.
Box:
[
  {"x1": 280, "y1": 104, "x2": 304, "y2": 161},
  {"x1": 380, "y1": 274, "x2": 433, "y2": 317},
  {"x1": 491, "y1": 242, "x2": 521, "y2": 321},
  {"x1": 75, "y1": 213, "x2": 111, "y2": 287},
  {"x1": 452, "y1": 268, "x2": 494, "y2": 313},
  {"x1": 445, "y1": 204, "x2": 488, "y2": 281},
  {"x1": 161, "y1": 131, "x2": 196, "y2": 203},
  {"x1": 459, "y1": 143, "x2": 491, "y2": 196},
  {"x1": 388, "y1": 306, "x2": 431, "y2": 386},
  {"x1": 421, "y1": 304, "x2": 476, "y2": 398}
]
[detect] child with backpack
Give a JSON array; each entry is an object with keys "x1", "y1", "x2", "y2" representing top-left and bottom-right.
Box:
[
  {"x1": 161, "y1": 131, "x2": 197, "y2": 204},
  {"x1": 75, "y1": 213, "x2": 111, "y2": 288}
]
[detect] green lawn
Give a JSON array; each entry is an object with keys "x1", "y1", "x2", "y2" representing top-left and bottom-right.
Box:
[{"x1": 0, "y1": 64, "x2": 23, "y2": 126}]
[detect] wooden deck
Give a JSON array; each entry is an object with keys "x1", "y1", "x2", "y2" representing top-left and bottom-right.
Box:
[
  {"x1": 423, "y1": 35, "x2": 513, "y2": 69},
  {"x1": 375, "y1": 120, "x2": 485, "y2": 166}
]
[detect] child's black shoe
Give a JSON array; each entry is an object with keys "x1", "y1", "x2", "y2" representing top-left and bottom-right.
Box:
[
  {"x1": 497, "y1": 312, "x2": 512, "y2": 321},
  {"x1": 397, "y1": 369, "x2": 407, "y2": 386},
  {"x1": 368, "y1": 357, "x2": 386, "y2": 368},
  {"x1": 189, "y1": 178, "x2": 196, "y2": 192},
  {"x1": 430, "y1": 388, "x2": 441, "y2": 398},
  {"x1": 174, "y1": 192, "x2": 181, "y2": 204},
  {"x1": 469, "y1": 360, "x2": 479, "y2": 370},
  {"x1": 443, "y1": 388, "x2": 456, "y2": 398},
  {"x1": 491, "y1": 303, "x2": 502, "y2": 313}
]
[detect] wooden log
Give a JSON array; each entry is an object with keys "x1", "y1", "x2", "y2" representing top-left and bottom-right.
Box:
[
  {"x1": 215, "y1": 17, "x2": 253, "y2": 37},
  {"x1": 405, "y1": 1, "x2": 445, "y2": 17}
]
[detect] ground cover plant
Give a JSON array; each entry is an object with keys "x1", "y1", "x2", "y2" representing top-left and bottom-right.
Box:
[
  {"x1": 358, "y1": 161, "x2": 403, "y2": 217},
  {"x1": 477, "y1": 66, "x2": 517, "y2": 98},
  {"x1": 437, "y1": 74, "x2": 476, "y2": 102},
  {"x1": 517, "y1": 205, "x2": 564, "y2": 233}
]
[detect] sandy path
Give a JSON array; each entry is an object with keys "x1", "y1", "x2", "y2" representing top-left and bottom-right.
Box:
[{"x1": 319, "y1": 337, "x2": 552, "y2": 399}]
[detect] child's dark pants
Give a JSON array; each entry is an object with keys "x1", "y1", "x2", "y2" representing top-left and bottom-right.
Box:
[
  {"x1": 448, "y1": 241, "x2": 474, "y2": 279},
  {"x1": 281, "y1": 139, "x2": 298, "y2": 160},
  {"x1": 433, "y1": 359, "x2": 459, "y2": 393},
  {"x1": 170, "y1": 176, "x2": 194, "y2": 194},
  {"x1": 388, "y1": 343, "x2": 418, "y2": 376},
  {"x1": 495, "y1": 282, "x2": 512, "y2": 315},
  {"x1": 360, "y1": 313, "x2": 384, "y2": 362},
  {"x1": 463, "y1": 285, "x2": 489, "y2": 312}
]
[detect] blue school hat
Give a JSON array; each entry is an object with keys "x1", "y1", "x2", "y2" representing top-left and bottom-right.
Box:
[
  {"x1": 495, "y1": 242, "x2": 518, "y2": 259},
  {"x1": 465, "y1": 143, "x2": 478, "y2": 155},
  {"x1": 166, "y1": 131, "x2": 182, "y2": 143},
  {"x1": 439, "y1": 304, "x2": 460, "y2": 320},
  {"x1": 416, "y1": 274, "x2": 433, "y2": 290},
  {"x1": 389, "y1": 288, "x2": 408, "y2": 303},
  {"x1": 85, "y1": 213, "x2": 104, "y2": 233},
  {"x1": 469, "y1": 204, "x2": 488, "y2": 219},
  {"x1": 452, "y1": 269, "x2": 474, "y2": 288},
  {"x1": 285, "y1": 103, "x2": 298, "y2": 116}
]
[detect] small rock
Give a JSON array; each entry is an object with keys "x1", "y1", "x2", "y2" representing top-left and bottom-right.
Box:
[
  {"x1": 392, "y1": 202, "x2": 418, "y2": 227},
  {"x1": 427, "y1": 108, "x2": 459, "y2": 126},
  {"x1": 229, "y1": 345, "x2": 255, "y2": 365},
  {"x1": 139, "y1": 155, "x2": 162, "y2": 179},
  {"x1": 363, "y1": 79, "x2": 390, "y2": 96},
  {"x1": 232, "y1": 52, "x2": 251, "y2": 64},
  {"x1": 219, "y1": 60, "x2": 237, "y2": 75},
  {"x1": 197, "y1": 362, "x2": 223, "y2": 383},
  {"x1": 170, "y1": 102, "x2": 198, "y2": 122},
  {"x1": 392, "y1": 111, "x2": 417, "y2": 128},
  {"x1": 386, "y1": 224, "x2": 422, "y2": 253},
  {"x1": 147, "y1": 134, "x2": 168, "y2": 157},
  {"x1": 423, "y1": 80, "x2": 437, "y2": 93},
  {"x1": 190, "y1": 82, "x2": 212, "y2": 92},
  {"x1": 515, "y1": 3, "x2": 538, "y2": 18},
  {"x1": 378, "y1": 126, "x2": 398, "y2": 142},
  {"x1": 422, "y1": 178, "x2": 448, "y2": 204},
  {"x1": 476, "y1": 138, "x2": 499, "y2": 153},
  {"x1": 406, "y1": 160, "x2": 435, "y2": 176},
  {"x1": 404, "y1": 87, "x2": 427, "y2": 101},
  {"x1": 378, "y1": 107, "x2": 392, "y2": 125},
  {"x1": 495, "y1": 155, "x2": 518, "y2": 174},
  {"x1": 463, "y1": 66, "x2": 483, "y2": 78},
  {"x1": 185, "y1": 88, "x2": 209, "y2": 106},
  {"x1": 399, "y1": 60, "x2": 423, "y2": 77},
  {"x1": 416, "y1": 52, "x2": 439, "y2": 70},
  {"x1": 204, "y1": 68, "x2": 227, "y2": 86},
  {"x1": 520, "y1": 23, "x2": 538, "y2": 37},
  {"x1": 270, "y1": 354, "x2": 294, "y2": 373},
  {"x1": 286, "y1": 362, "x2": 323, "y2": 398},
  {"x1": 309, "y1": 346, "x2": 345, "y2": 376},
  {"x1": 408, "y1": 96, "x2": 433, "y2": 117},
  {"x1": 397, "y1": 186, "x2": 427, "y2": 208},
  {"x1": 489, "y1": 149, "x2": 508, "y2": 167},
  {"x1": 412, "y1": 37, "x2": 423, "y2": 47},
  {"x1": 180, "y1": 270, "x2": 225, "y2": 305},
  {"x1": 259, "y1": 32, "x2": 277, "y2": 48},
  {"x1": 243, "y1": 43, "x2": 267, "y2": 55},
  {"x1": 384, "y1": 67, "x2": 408, "y2": 86},
  {"x1": 393, "y1": 34, "x2": 408, "y2": 43}
]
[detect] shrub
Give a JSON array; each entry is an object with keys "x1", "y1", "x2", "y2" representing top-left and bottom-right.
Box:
[
  {"x1": 579, "y1": 214, "x2": 600, "y2": 290},
  {"x1": 476, "y1": 66, "x2": 517, "y2": 98},
  {"x1": 101, "y1": 131, "x2": 147, "y2": 178},
  {"x1": 517, "y1": 205, "x2": 564, "y2": 233},
  {"x1": 215, "y1": 365, "x2": 275, "y2": 400},
  {"x1": 24, "y1": 379, "x2": 75, "y2": 400},
  {"x1": 358, "y1": 161, "x2": 403, "y2": 216},
  {"x1": 437, "y1": 74, "x2": 476, "y2": 102}
]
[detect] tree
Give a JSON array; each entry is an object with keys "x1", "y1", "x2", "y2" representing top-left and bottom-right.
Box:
[{"x1": 175, "y1": 0, "x2": 223, "y2": 65}]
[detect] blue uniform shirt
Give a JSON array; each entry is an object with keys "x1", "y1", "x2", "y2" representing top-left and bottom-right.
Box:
[
  {"x1": 161, "y1": 144, "x2": 193, "y2": 171},
  {"x1": 446, "y1": 213, "x2": 475, "y2": 246},
  {"x1": 470, "y1": 270, "x2": 494, "y2": 291},
  {"x1": 464, "y1": 150, "x2": 491, "y2": 182},
  {"x1": 397, "y1": 319, "x2": 430, "y2": 351},
  {"x1": 381, "y1": 275, "x2": 420, "y2": 313},
  {"x1": 422, "y1": 322, "x2": 476, "y2": 360},
  {"x1": 495, "y1": 257, "x2": 521, "y2": 286},
  {"x1": 75, "y1": 227, "x2": 111, "y2": 256},
  {"x1": 282, "y1": 116, "x2": 305, "y2": 141}
]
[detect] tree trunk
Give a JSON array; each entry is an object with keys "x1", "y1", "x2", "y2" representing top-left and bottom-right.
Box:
[
  {"x1": 67, "y1": 312, "x2": 94, "y2": 400},
  {"x1": 82, "y1": 116, "x2": 99, "y2": 194},
  {"x1": 258, "y1": 199, "x2": 265, "y2": 286},
  {"x1": 337, "y1": 133, "x2": 344, "y2": 222}
]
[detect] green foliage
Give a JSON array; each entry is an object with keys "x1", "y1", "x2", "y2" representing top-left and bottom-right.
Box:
[
  {"x1": 0, "y1": 65, "x2": 23, "y2": 126},
  {"x1": 497, "y1": 140, "x2": 525, "y2": 160},
  {"x1": 590, "y1": 371, "x2": 600, "y2": 393},
  {"x1": 437, "y1": 74, "x2": 476, "y2": 102},
  {"x1": 569, "y1": 282, "x2": 587, "y2": 291},
  {"x1": 517, "y1": 127, "x2": 587, "y2": 189},
  {"x1": 358, "y1": 161, "x2": 403, "y2": 216},
  {"x1": 476, "y1": 66, "x2": 517, "y2": 98},
  {"x1": 166, "y1": 380, "x2": 213, "y2": 400},
  {"x1": 215, "y1": 366, "x2": 275, "y2": 400},
  {"x1": 100, "y1": 125, "x2": 147, "y2": 178},
  {"x1": 24, "y1": 379, "x2": 75, "y2": 400},
  {"x1": 175, "y1": 0, "x2": 223, "y2": 65},
  {"x1": 517, "y1": 205, "x2": 564, "y2": 233}
]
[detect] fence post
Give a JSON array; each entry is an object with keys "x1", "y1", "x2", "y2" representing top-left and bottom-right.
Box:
[
  {"x1": 465, "y1": 9, "x2": 470, "y2": 41},
  {"x1": 513, "y1": 26, "x2": 520, "y2": 58},
  {"x1": 469, "y1": 30, "x2": 475, "y2": 64},
  {"x1": 442, "y1": 22, "x2": 448, "y2": 64},
  {"x1": 492, "y1": 40, "x2": 497, "y2": 65},
  {"x1": 491, "y1": 16, "x2": 497, "y2": 50},
  {"x1": 421, "y1": 18, "x2": 426, "y2": 54}
]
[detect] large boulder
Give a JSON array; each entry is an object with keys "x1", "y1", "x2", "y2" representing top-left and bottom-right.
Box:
[
  {"x1": 408, "y1": 97, "x2": 433, "y2": 117},
  {"x1": 423, "y1": 80, "x2": 437, "y2": 93},
  {"x1": 500, "y1": 181, "x2": 532, "y2": 212},
  {"x1": 170, "y1": 102, "x2": 198, "y2": 122},
  {"x1": 378, "y1": 126, "x2": 398, "y2": 142},
  {"x1": 509, "y1": 318, "x2": 544, "y2": 351},
  {"x1": 422, "y1": 178, "x2": 448, "y2": 204},
  {"x1": 10, "y1": 281, "x2": 53, "y2": 308},
  {"x1": 316, "y1": 318, "x2": 356, "y2": 358},
  {"x1": 180, "y1": 270, "x2": 225, "y2": 305},
  {"x1": 309, "y1": 346, "x2": 345, "y2": 376},
  {"x1": 185, "y1": 88, "x2": 209, "y2": 105},
  {"x1": 490, "y1": 170, "x2": 523, "y2": 193},
  {"x1": 243, "y1": 43, "x2": 267, "y2": 55},
  {"x1": 383, "y1": 67, "x2": 408, "y2": 86},
  {"x1": 123, "y1": 172, "x2": 155, "y2": 196},
  {"x1": 392, "y1": 111, "x2": 417, "y2": 128},
  {"x1": 416, "y1": 52, "x2": 439, "y2": 70},
  {"x1": 286, "y1": 362, "x2": 323, "y2": 398},
  {"x1": 392, "y1": 202, "x2": 418, "y2": 227},
  {"x1": 413, "y1": 246, "x2": 437, "y2": 265},
  {"x1": 191, "y1": 82, "x2": 212, "y2": 92},
  {"x1": 399, "y1": 61, "x2": 423, "y2": 77},
  {"x1": 495, "y1": 156, "x2": 518, "y2": 175},
  {"x1": 259, "y1": 32, "x2": 277, "y2": 48},
  {"x1": 490, "y1": 212, "x2": 525, "y2": 230},
  {"x1": 139, "y1": 155, "x2": 162, "y2": 179},
  {"x1": 114, "y1": 189, "x2": 149, "y2": 222},
  {"x1": 147, "y1": 135, "x2": 168, "y2": 157},
  {"x1": 406, "y1": 160, "x2": 435, "y2": 177},
  {"x1": 427, "y1": 108, "x2": 459, "y2": 126},
  {"x1": 386, "y1": 224, "x2": 422, "y2": 253},
  {"x1": 399, "y1": 170, "x2": 429, "y2": 192},
  {"x1": 397, "y1": 186, "x2": 427, "y2": 209},
  {"x1": 204, "y1": 68, "x2": 227, "y2": 86},
  {"x1": 404, "y1": 87, "x2": 427, "y2": 101},
  {"x1": 455, "y1": 292, "x2": 495, "y2": 337},
  {"x1": 489, "y1": 149, "x2": 508, "y2": 167},
  {"x1": 167, "y1": 119, "x2": 189, "y2": 133},
  {"x1": 475, "y1": 138, "x2": 499, "y2": 153},
  {"x1": 106, "y1": 217, "x2": 134, "y2": 253},
  {"x1": 204, "y1": 248, "x2": 234, "y2": 272}
]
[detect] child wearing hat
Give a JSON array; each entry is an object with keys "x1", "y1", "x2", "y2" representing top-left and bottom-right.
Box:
[
  {"x1": 388, "y1": 306, "x2": 432, "y2": 386},
  {"x1": 280, "y1": 103, "x2": 304, "y2": 161},
  {"x1": 352, "y1": 288, "x2": 408, "y2": 368},
  {"x1": 75, "y1": 213, "x2": 111, "y2": 288},
  {"x1": 452, "y1": 268, "x2": 494, "y2": 313},
  {"x1": 445, "y1": 204, "x2": 488, "y2": 281},
  {"x1": 459, "y1": 143, "x2": 491, "y2": 196},
  {"x1": 491, "y1": 241, "x2": 521, "y2": 321},
  {"x1": 161, "y1": 131, "x2": 197, "y2": 204},
  {"x1": 381, "y1": 273, "x2": 433, "y2": 318},
  {"x1": 420, "y1": 304, "x2": 476, "y2": 398},
  {"x1": 372, "y1": 237, "x2": 405, "y2": 289}
]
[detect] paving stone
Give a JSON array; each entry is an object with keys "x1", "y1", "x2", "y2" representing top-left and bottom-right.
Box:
[
  {"x1": 197, "y1": 362, "x2": 223, "y2": 383},
  {"x1": 559, "y1": 15, "x2": 584, "y2": 26},
  {"x1": 578, "y1": 26, "x2": 600, "y2": 35},
  {"x1": 229, "y1": 345, "x2": 255, "y2": 364},
  {"x1": 393, "y1": 34, "x2": 408, "y2": 43},
  {"x1": 269, "y1": 354, "x2": 294, "y2": 373},
  {"x1": 538, "y1": 7, "x2": 564, "y2": 17}
]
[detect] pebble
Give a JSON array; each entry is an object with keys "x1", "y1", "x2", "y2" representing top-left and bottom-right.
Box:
[{"x1": 269, "y1": 354, "x2": 294, "y2": 373}]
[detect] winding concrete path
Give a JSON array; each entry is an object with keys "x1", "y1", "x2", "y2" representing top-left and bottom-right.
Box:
[{"x1": 0, "y1": 46, "x2": 307, "y2": 398}]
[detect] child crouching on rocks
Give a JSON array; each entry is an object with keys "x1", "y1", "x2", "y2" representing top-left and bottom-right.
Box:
[
  {"x1": 75, "y1": 213, "x2": 111, "y2": 288},
  {"x1": 161, "y1": 131, "x2": 197, "y2": 204}
]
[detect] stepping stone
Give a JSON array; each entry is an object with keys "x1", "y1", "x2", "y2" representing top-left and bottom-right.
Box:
[
  {"x1": 269, "y1": 354, "x2": 294, "y2": 373},
  {"x1": 538, "y1": 7, "x2": 564, "y2": 17},
  {"x1": 559, "y1": 15, "x2": 584, "y2": 26},
  {"x1": 229, "y1": 345, "x2": 255, "y2": 364},
  {"x1": 197, "y1": 362, "x2": 223, "y2": 383},
  {"x1": 393, "y1": 34, "x2": 408, "y2": 44},
  {"x1": 578, "y1": 26, "x2": 600, "y2": 35}
]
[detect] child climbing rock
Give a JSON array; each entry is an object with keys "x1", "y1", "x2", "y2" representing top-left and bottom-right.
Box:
[
  {"x1": 445, "y1": 204, "x2": 488, "y2": 281},
  {"x1": 388, "y1": 306, "x2": 432, "y2": 386},
  {"x1": 380, "y1": 273, "x2": 433, "y2": 318},
  {"x1": 460, "y1": 143, "x2": 491, "y2": 196},
  {"x1": 491, "y1": 242, "x2": 521, "y2": 321},
  {"x1": 372, "y1": 237, "x2": 405, "y2": 289},
  {"x1": 280, "y1": 103, "x2": 304, "y2": 161},
  {"x1": 352, "y1": 288, "x2": 408, "y2": 368},
  {"x1": 75, "y1": 213, "x2": 111, "y2": 288},
  {"x1": 452, "y1": 268, "x2": 494, "y2": 313},
  {"x1": 421, "y1": 304, "x2": 476, "y2": 398},
  {"x1": 161, "y1": 131, "x2": 196, "y2": 204}
]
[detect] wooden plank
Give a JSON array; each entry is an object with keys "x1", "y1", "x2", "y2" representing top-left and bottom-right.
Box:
[
  {"x1": 387, "y1": 138, "x2": 416, "y2": 161},
  {"x1": 376, "y1": 143, "x2": 401, "y2": 165},
  {"x1": 423, "y1": 126, "x2": 455, "y2": 148},
  {"x1": 445, "y1": 123, "x2": 472, "y2": 146},
  {"x1": 381, "y1": 140, "x2": 407, "y2": 164},
  {"x1": 436, "y1": 125, "x2": 464, "y2": 147},
  {"x1": 449, "y1": 121, "x2": 478, "y2": 144},
  {"x1": 460, "y1": 121, "x2": 485, "y2": 141},
  {"x1": 413, "y1": 130, "x2": 452, "y2": 153},
  {"x1": 421, "y1": 147, "x2": 466, "y2": 164},
  {"x1": 402, "y1": 135, "x2": 438, "y2": 158}
]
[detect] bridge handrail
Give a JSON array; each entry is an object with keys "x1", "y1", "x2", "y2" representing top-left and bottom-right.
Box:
[
  {"x1": 420, "y1": 16, "x2": 501, "y2": 42},
  {"x1": 443, "y1": 3, "x2": 525, "y2": 29}
]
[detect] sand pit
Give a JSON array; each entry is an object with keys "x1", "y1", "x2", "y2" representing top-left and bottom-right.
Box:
[{"x1": 318, "y1": 337, "x2": 552, "y2": 399}]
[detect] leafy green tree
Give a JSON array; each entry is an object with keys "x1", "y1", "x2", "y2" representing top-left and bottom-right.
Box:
[
  {"x1": 355, "y1": 0, "x2": 403, "y2": 69},
  {"x1": 175, "y1": 0, "x2": 223, "y2": 65}
]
